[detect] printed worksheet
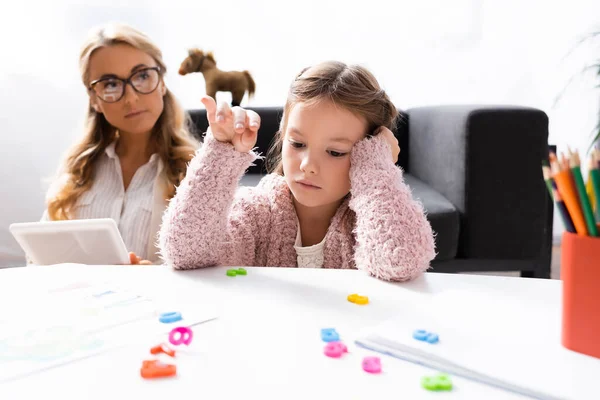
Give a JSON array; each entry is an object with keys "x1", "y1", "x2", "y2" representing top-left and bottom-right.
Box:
[{"x1": 0, "y1": 280, "x2": 217, "y2": 382}]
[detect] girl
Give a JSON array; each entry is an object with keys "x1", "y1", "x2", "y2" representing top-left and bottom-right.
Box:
[
  {"x1": 41, "y1": 23, "x2": 199, "y2": 264},
  {"x1": 158, "y1": 61, "x2": 435, "y2": 281}
]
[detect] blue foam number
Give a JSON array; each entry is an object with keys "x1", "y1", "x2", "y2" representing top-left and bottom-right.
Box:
[
  {"x1": 159, "y1": 312, "x2": 183, "y2": 324},
  {"x1": 321, "y1": 328, "x2": 340, "y2": 342},
  {"x1": 413, "y1": 329, "x2": 439, "y2": 344}
]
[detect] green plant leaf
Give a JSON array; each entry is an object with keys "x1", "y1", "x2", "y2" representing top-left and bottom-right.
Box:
[
  {"x1": 591, "y1": 121, "x2": 600, "y2": 152},
  {"x1": 552, "y1": 64, "x2": 600, "y2": 107}
]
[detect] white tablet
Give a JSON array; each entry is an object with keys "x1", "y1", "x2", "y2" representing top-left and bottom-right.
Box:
[{"x1": 9, "y1": 218, "x2": 130, "y2": 266}]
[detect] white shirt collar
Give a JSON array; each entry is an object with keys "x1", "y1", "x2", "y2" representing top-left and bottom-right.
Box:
[{"x1": 104, "y1": 139, "x2": 160, "y2": 165}]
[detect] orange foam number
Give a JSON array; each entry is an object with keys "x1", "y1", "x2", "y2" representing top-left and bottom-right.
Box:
[
  {"x1": 140, "y1": 360, "x2": 177, "y2": 379},
  {"x1": 150, "y1": 344, "x2": 176, "y2": 357}
]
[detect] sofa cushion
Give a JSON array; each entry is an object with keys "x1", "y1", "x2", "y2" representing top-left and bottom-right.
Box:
[
  {"x1": 240, "y1": 174, "x2": 263, "y2": 187},
  {"x1": 402, "y1": 174, "x2": 459, "y2": 261}
]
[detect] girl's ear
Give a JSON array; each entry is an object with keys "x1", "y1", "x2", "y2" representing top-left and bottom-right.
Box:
[{"x1": 367, "y1": 125, "x2": 381, "y2": 138}]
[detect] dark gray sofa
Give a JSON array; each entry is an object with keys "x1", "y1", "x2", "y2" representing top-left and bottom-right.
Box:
[{"x1": 188, "y1": 105, "x2": 552, "y2": 278}]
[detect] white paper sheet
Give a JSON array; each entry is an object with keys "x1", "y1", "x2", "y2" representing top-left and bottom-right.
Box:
[
  {"x1": 355, "y1": 288, "x2": 597, "y2": 400},
  {"x1": 0, "y1": 279, "x2": 217, "y2": 382}
]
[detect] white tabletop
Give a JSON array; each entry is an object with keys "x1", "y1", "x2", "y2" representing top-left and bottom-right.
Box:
[{"x1": 0, "y1": 264, "x2": 593, "y2": 399}]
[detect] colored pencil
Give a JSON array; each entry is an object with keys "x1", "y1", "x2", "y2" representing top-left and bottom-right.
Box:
[
  {"x1": 586, "y1": 171, "x2": 596, "y2": 215},
  {"x1": 551, "y1": 154, "x2": 588, "y2": 236},
  {"x1": 551, "y1": 180, "x2": 576, "y2": 233},
  {"x1": 542, "y1": 162, "x2": 554, "y2": 200},
  {"x1": 590, "y1": 151, "x2": 600, "y2": 223},
  {"x1": 569, "y1": 150, "x2": 598, "y2": 236}
]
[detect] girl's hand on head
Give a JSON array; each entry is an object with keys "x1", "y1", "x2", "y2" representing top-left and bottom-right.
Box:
[
  {"x1": 129, "y1": 252, "x2": 152, "y2": 265},
  {"x1": 378, "y1": 127, "x2": 400, "y2": 164},
  {"x1": 200, "y1": 96, "x2": 261, "y2": 153}
]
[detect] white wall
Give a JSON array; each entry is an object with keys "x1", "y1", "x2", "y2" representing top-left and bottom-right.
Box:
[{"x1": 1, "y1": 0, "x2": 598, "y2": 266}]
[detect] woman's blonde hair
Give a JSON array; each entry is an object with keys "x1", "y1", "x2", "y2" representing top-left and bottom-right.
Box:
[
  {"x1": 267, "y1": 61, "x2": 399, "y2": 174},
  {"x1": 46, "y1": 23, "x2": 199, "y2": 220}
]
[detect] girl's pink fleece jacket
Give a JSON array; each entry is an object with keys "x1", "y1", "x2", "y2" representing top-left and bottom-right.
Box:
[{"x1": 158, "y1": 131, "x2": 436, "y2": 282}]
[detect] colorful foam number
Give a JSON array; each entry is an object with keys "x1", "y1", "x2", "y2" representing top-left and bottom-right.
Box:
[
  {"x1": 413, "y1": 329, "x2": 439, "y2": 344},
  {"x1": 169, "y1": 326, "x2": 193, "y2": 346},
  {"x1": 324, "y1": 342, "x2": 348, "y2": 358},
  {"x1": 226, "y1": 268, "x2": 247, "y2": 277},
  {"x1": 321, "y1": 328, "x2": 340, "y2": 342},
  {"x1": 150, "y1": 343, "x2": 176, "y2": 357},
  {"x1": 362, "y1": 356, "x2": 382, "y2": 374},
  {"x1": 422, "y1": 374, "x2": 453, "y2": 391},
  {"x1": 159, "y1": 311, "x2": 182, "y2": 324},
  {"x1": 140, "y1": 360, "x2": 177, "y2": 379},
  {"x1": 347, "y1": 293, "x2": 369, "y2": 305}
]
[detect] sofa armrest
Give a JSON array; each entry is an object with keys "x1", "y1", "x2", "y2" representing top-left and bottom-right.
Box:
[{"x1": 406, "y1": 105, "x2": 550, "y2": 260}]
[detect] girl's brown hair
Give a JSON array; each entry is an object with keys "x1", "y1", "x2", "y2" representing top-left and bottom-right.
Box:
[{"x1": 267, "y1": 61, "x2": 399, "y2": 174}]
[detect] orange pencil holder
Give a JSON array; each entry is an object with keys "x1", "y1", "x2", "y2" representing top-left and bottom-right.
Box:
[{"x1": 561, "y1": 228, "x2": 600, "y2": 358}]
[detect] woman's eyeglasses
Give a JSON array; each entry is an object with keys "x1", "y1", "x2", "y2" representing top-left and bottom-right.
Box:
[{"x1": 88, "y1": 67, "x2": 161, "y2": 103}]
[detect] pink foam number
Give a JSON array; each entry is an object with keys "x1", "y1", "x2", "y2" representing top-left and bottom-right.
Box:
[
  {"x1": 324, "y1": 342, "x2": 348, "y2": 358},
  {"x1": 362, "y1": 356, "x2": 382, "y2": 373},
  {"x1": 168, "y1": 327, "x2": 193, "y2": 346}
]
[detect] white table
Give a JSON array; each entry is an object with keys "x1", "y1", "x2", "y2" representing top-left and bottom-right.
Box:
[{"x1": 0, "y1": 264, "x2": 594, "y2": 399}]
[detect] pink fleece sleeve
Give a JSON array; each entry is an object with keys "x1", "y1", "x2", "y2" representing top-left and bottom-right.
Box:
[
  {"x1": 349, "y1": 135, "x2": 436, "y2": 282},
  {"x1": 157, "y1": 132, "x2": 270, "y2": 270}
]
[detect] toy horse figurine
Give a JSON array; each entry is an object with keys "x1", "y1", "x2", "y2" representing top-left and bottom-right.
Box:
[{"x1": 179, "y1": 49, "x2": 256, "y2": 107}]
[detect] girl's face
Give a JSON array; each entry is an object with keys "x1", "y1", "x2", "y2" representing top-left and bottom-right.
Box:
[
  {"x1": 87, "y1": 43, "x2": 166, "y2": 137},
  {"x1": 282, "y1": 99, "x2": 367, "y2": 209}
]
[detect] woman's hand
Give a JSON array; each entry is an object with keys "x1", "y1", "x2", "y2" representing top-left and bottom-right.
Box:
[
  {"x1": 200, "y1": 96, "x2": 261, "y2": 153},
  {"x1": 129, "y1": 252, "x2": 152, "y2": 265}
]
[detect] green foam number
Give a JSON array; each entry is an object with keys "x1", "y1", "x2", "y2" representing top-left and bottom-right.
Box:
[{"x1": 422, "y1": 374, "x2": 453, "y2": 391}]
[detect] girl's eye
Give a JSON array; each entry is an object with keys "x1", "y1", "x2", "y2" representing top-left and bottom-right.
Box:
[
  {"x1": 328, "y1": 150, "x2": 347, "y2": 158},
  {"x1": 289, "y1": 141, "x2": 305, "y2": 149}
]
